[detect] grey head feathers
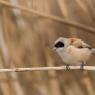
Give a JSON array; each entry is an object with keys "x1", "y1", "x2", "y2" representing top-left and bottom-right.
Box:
[{"x1": 54, "y1": 37, "x2": 70, "y2": 48}]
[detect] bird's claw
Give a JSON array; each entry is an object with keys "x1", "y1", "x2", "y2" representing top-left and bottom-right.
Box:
[
  {"x1": 80, "y1": 63, "x2": 85, "y2": 71},
  {"x1": 65, "y1": 64, "x2": 70, "y2": 70}
]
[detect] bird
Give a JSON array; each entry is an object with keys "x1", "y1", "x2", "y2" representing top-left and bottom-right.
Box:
[{"x1": 54, "y1": 37, "x2": 95, "y2": 70}]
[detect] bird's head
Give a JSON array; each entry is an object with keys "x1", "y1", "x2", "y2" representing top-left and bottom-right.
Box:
[{"x1": 54, "y1": 37, "x2": 70, "y2": 51}]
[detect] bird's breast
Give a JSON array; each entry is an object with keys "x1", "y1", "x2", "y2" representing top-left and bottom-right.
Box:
[{"x1": 61, "y1": 46, "x2": 91, "y2": 64}]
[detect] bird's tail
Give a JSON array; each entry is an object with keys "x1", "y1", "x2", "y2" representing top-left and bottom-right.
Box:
[{"x1": 91, "y1": 48, "x2": 95, "y2": 53}]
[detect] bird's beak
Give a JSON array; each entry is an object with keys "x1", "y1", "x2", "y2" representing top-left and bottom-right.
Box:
[{"x1": 53, "y1": 47, "x2": 56, "y2": 50}]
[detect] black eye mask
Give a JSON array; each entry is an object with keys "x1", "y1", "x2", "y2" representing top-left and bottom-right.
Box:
[{"x1": 54, "y1": 41, "x2": 64, "y2": 48}]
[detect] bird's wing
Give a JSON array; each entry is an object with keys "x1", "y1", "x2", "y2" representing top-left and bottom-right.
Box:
[{"x1": 82, "y1": 43, "x2": 92, "y2": 49}]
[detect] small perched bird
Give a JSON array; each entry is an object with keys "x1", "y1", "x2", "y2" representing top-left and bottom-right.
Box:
[{"x1": 54, "y1": 37, "x2": 95, "y2": 70}]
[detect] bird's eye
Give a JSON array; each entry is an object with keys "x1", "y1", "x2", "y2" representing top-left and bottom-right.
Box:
[{"x1": 54, "y1": 41, "x2": 64, "y2": 48}]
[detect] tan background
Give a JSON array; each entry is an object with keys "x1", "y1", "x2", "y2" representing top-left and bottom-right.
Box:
[{"x1": 0, "y1": 0, "x2": 95, "y2": 95}]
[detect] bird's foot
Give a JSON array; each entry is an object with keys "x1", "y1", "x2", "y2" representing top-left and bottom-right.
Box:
[
  {"x1": 65, "y1": 64, "x2": 70, "y2": 70},
  {"x1": 80, "y1": 63, "x2": 85, "y2": 71}
]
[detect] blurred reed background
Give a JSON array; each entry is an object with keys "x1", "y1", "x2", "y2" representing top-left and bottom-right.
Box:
[{"x1": 0, "y1": 0, "x2": 95, "y2": 95}]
